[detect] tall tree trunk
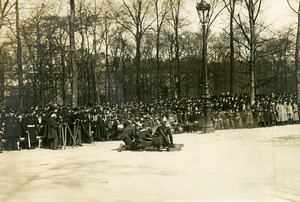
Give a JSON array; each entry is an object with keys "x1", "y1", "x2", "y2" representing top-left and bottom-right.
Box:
[
  {"x1": 36, "y1": 18, "x2": 45, "y2": 107},
  {"x1": 235, "y1": 0, "x2": 262, "y2": 105},
  {"x1": 295, "y1": 2, "x2": 300, "y2": 103},
  {"x1": 104, "y1": 14, "x2": 110, "y2": 103},
  {"x1": 0, "y1": 60, "x2": 4, "y2": 108},
  {"x1": 169, "y1": 36, "x2": 174, "y2": 98},
  {"x1": 33, "y1": 19, "x2": 39, "y2": 107},
  {"x1": 136, "y1": 33, "x2": 141, "y2": 102},
  {"x1": 49, "y1": 58, "x2": 54, "y2": 104},
  {"x1": 249, "y1": 40, "x2": 255, "y2": 105},
  {"x1": 61, "y1": 52, "x2": 66, "y2": 105},
  {"x1": 229, "y1": 0, "x2": 236, "y2": 95},
  {"x1": 92, "y1": 1, "x2": 99, "y2": 104},
  {"x1": 16, "y1": 0, "x2": 23, "y2": 109},
  {"x1": 70, "y1": 0, "x2": 78, "y2": 107},
  {"x1": 154, "y1": 0, "x2": 167, "y2": 99},
  {"x1": 175, "y1": 26, "x2": 180, "y2": 99},
  {"x1": 170, "y1": 0, "x2": 181, "y2": 99},
  {"x1": 155, "y1": 30, "x2": 160, "y2": 98},
  {"x1": 248, "y1": 0, "x2": 257, "y2": 105}
]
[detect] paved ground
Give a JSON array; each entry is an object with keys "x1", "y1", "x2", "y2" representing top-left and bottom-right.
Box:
[{"x1": 1, "y1": 125, "x2": 300, "y2": 202}]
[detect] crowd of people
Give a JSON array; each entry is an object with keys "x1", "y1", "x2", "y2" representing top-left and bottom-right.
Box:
[
  {"x1": 211, "y1": 92, "x2": 299, "y2": 130},
  {"x1": 0, "y1": 92, "x2": 299, "y2": 153}
]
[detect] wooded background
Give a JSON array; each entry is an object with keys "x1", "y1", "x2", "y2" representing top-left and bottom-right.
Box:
[{"x1": 0, "y1": 0, "x2": 298, "y2": 109}]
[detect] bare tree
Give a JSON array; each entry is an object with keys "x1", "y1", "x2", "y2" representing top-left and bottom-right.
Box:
[
  {"x1": 287, "y1": 0, "x2": 300, "y2": 103},
  {"x1": 168, "y1": 0, "x2": 183, "y2": 98},
  {"x1": 255, "y1": 28, "x2": 295, "y2": 93},
  {"x1": 0, "y1": 0, "x2": 15, "y2": 108},
  {"x1": 16, "y1": 0, "x2": 24, "y2": 109},
  {"x1": 0, "y1": 0, "x2": 14, "y2": 30},
  {"x1": 110, "y1": 0, "x2": 155, "y2": 102},
  {"x1": 154, "y1": 0, "x2": 169, "y2": 98},
  {"x1": 234, "y1": 0, "x2": 262, "y2": 105},
  {"x1": 223, "y1": 0, "x2": 238, "y2": 95},
  {"x1": 70, "y1": 0, "x2": 78, "y2": 107}
]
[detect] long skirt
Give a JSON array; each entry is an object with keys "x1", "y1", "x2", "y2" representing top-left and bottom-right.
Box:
[{"x1": 293, "y1": 112, "x2": 299, "y2": 121}]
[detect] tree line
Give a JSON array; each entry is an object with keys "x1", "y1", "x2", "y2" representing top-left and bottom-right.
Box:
[{"x1": 0, "y1": 0, "x2": 298, "y2": 110}]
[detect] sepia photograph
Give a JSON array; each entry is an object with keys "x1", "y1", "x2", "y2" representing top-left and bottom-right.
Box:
[{"x1": 0, "y1": 0, "x2": 300, "y2": 201}]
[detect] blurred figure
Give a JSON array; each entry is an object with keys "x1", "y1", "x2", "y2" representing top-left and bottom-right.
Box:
[
  {"x1": 0, "y1": 130, "x2": 3, "y2": 153},
  {"x1": 47, "y1": 112, "x2": 58, "y2": 150},
  {"x1": 276, "y1": 101, "x2": 285, "y2": 126},
  {"x1": 292, "y1": 101, "x2": 299, "y2": 124},
  {"x1": 22, "y1": 109, "x2": 39, "y2": 149},
  {"x1": 269, "y1": 101, "x2": 277, "y2": 126},
  {"x1": 283, "y1": 101, "x2": 288, "y2": 125},
  {"x1": 286, "y1": 102, "x2": 293, "y2": 124},
  {"x1": 243, "y1": 105, "x2": 254, "y2": 128},
  {"x1": 3, "y1": 110, "x2": 21, "y2": 151},
  {"x1": 152, "y1": 117, "x2": 174, "y2": 151},
  {"x1": 0, "y1": 113, "x2": 3, "y2": 152},
  {"x1": 233, "y1": 109, "x2": 243, "y2": 128}
]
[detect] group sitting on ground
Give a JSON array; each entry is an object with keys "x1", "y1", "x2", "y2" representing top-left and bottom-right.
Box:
[
  {"x1": 0, "y1": 92, "x2": 299, "y2": 153},
  {"x1": 117, "y1": 116, "x2": 175, "y2": 152}
]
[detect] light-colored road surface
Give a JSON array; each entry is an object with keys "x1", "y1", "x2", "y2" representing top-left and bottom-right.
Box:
[{"x1": 1, "y1": 125, "x2": 300, "y2": 202}]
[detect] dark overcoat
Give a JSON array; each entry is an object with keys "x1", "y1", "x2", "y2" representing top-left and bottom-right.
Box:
[
  {"x1": 3, "y1": 116, "x2": 22, "y2": 138},
  {"x1": 23, "y1": 114, "x2": 39, "y2": 144},
  {"x1": 94, "y1": 117, "x2": 109, "y2": 140},
  {"x1": 47, "y1": 116, "x2": 58, "y2": 139}
]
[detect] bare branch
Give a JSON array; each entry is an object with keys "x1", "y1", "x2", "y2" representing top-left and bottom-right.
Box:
[{"x1": 287, "y1": 0, "x2": 298, "y2": 14}]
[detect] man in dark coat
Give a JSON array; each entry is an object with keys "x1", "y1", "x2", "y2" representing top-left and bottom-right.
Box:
[
  {"x1": 22, "y1": 109, "x2": 39, "y2": 149},
  {"x1": 94, "y1": 113, "x2": 109, "y2": 141},
  {"x1": 152, "y1": 117, "x2": 174, "y2": 151},
  {"x1": 47, "y1": 112, "x2": 58, "y2": 150},
  {"x1": 117, "y1": 120, "x2": 138, "y2": 151},
  {"x1": 118, "y1": 118, "x2": 156, "y2": 152},
  {"x1": 3, "y1": 110, "x2": 21, "y2": 151},
  {"x1": 79, "y1": 108, "x2": 92, "y2": 143}
]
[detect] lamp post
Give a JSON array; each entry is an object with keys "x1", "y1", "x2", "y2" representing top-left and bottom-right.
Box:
[{"x1": 196, "y1": 0, "x2": 214, "y2": 133}]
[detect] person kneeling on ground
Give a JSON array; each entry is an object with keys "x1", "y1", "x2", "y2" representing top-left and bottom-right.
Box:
[
  {"x1": 152, "y1": 117, "x2": 174, "y2": 151},
  {"x1": 117, "y1": 120, "x2": 138, "y2": 152}
]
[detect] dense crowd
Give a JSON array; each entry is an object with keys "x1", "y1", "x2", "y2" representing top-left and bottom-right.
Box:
[{"x1": 0, "y1": 92, "x2": 299, "y2": 153}]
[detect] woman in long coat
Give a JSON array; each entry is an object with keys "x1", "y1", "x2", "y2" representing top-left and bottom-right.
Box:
[
  {"x1": 276, "y1": 101, "x2": 285, "y2": 125},
  {"x1": 282, "y1": 101, "x2": 288, "y2": 124},
  {"x1": 257, "y1": 103, "x2": 266, "y2": 127},
  {"x1": 243, "y1": 105, "x2": 254, "y2": 128},
  {"x1": 286, "y1": 102, "x2": 293, "y2": 124},
  {"x1": 292, "y1": 101, "x2": 300, "y2": 124},
  {"x1": 47, "y1": 113, "x2": 58, "y2": 150}
]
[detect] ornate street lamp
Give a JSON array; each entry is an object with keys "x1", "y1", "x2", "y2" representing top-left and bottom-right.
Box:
[{"x1": 196, "y1": 0, "x2": 214, "y2": 133}]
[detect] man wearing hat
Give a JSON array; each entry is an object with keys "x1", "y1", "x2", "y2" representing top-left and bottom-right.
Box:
[{"x1": 47, "y1": 112, "x2": 58, "y2": 150}]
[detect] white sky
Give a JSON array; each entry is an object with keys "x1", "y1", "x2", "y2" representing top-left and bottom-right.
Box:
[
  {"x1": 184, "y1": 0, "x2": 299, "y2": 33},
  {"x1": 17, "y1": 0, "x2": 300, "y2": 34}
]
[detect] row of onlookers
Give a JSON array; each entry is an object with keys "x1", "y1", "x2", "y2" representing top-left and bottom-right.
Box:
[{"x1": 1, "y1": 92, "x2": 299, "y2": 152}]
